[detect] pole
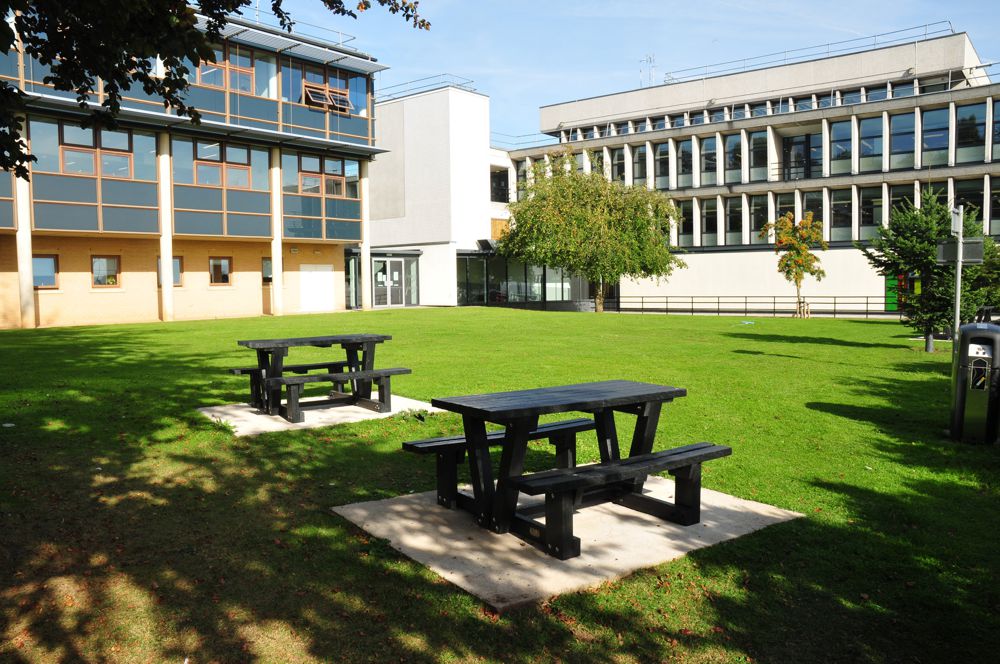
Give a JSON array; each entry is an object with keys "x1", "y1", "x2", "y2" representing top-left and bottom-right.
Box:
[{"x1": 952, "y1": 205, "x2": 964, "y2": 341}]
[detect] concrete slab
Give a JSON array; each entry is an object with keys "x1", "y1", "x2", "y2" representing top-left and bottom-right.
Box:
[
  {"x1": 199, "y1": 394, "x2": 442, "y2": 437},
  {"x1": 333, "y1": 477, "x2": 801, "y2": 612}
]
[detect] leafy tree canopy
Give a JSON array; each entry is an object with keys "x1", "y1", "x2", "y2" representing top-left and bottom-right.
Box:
[
  {"x1": 500, "y1": 151, "x2": 684, "y2": 312},
  {"x1": 0, "y1": 0, "x2": 428, "y2": 178},
  {"x1": 760, "y1": 211, "x2": 827, "y2": 316}
]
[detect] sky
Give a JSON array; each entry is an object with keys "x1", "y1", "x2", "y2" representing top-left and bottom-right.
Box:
[{"x1": 272, "y1": 0, "x2": 1000, "y2": 147}]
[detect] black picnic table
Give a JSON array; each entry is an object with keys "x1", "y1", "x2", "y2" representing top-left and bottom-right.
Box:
[
  {"x1": 431, "y1": 380, "x2": 702, "y2": 556},
  {"x1": 237, "y1": 334, "x2": 391, "y2": 416}
]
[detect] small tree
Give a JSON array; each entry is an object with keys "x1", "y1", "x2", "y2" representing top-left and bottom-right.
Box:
[
  {"x1": 500, "y1": 151, "x2": 683, "y2": 312},
  {"x1": 858, "y1": 190, "x2": 986, "y2": 352},
  {"x1": 759, "y1": 211, "x2": 828, "y2": 317}
]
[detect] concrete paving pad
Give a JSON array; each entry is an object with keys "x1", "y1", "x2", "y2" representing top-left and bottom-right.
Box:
[
  {"x1": 199, "y1": 394, "x2": 442, "y2": 436},
  {"x1": 333, "y1": 476, "x2": 801, "y2": 611}
]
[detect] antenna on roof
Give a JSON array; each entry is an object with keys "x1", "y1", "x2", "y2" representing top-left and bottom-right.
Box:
[{"x1": 639, "y1": 54, "x2": 656, "y2": 88}]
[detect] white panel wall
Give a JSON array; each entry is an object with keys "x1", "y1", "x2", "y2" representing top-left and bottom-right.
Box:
[
  {"x1": 448, "y1": 89, "x2": 493, "y2": 248},
  {"x1": 415, "y1": 242, "x2": 459, "y2": 307}
]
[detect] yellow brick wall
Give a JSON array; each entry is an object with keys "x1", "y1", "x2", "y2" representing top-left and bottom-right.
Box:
[
  {"x1": 171, "y1": 240, "x2": 271, "y2": 321},
  {"x1": 0, "y1": 235, "x2": 20, "y2": 328},
  {"x1": 281, "y1": 242, "x2": 347, "y2": 314}
]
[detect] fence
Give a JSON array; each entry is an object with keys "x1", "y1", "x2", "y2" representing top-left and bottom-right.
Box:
[{"x1": 616, "y1": 295, "x2": 897, "y2": 318}]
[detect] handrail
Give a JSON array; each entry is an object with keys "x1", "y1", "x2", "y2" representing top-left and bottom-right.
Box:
[{"x1": 615, "y1": 294, "x2": 899, "y2": 319}]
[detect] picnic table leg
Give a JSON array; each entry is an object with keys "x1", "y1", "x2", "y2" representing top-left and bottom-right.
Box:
[
  {"x1": 358, "y1": 341, "x2": 376, "y2": 399},
  {"x1": 627, "y1": 400, "x2": 663, "y2": 493},
  {"x1": 266, "y1": 349, "x2": 287, "y2": 415},
  {"x1": 491, "y1": 416, "x2": 538, "y2": 534},
  {"x1": 594, "y1": 408, "x2": 620, "y2": 462},
  {"x1": 668, "y1": 462, "x2": 702, "y2": 525},
  {"x1": 463, "y1": 415, "x2": 496, "y2": 528}
]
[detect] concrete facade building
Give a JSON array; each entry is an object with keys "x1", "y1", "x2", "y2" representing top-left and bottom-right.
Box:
[{"x1": 0, "y1": 16, "x2": 383, "y2": 329}]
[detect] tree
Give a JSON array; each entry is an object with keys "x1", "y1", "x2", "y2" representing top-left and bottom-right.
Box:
[
  {"x1": 759, "y1": 211, "x2": 828, "y2": 317},
  {"x1": 0, "y1": 0, "x2": 429, "y2": 178},
  {"x1": 500, "y1": 151, "x2": 684, "y2": 313},
  {"x1": 858, "y1": 190, "x2": 988, "y2": 352}
]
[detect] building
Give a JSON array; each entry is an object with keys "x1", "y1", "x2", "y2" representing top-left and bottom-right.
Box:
[
  {"x1": 0, "y1": 15, "x2": 383, "y2": 329},
  {"x1": 506, "y1": 30, "x2": 1000, "y2": 314}
]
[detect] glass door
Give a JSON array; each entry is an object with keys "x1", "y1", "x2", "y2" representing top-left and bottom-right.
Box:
[
  {"x1": 387, "y1": 258, "x2": 404, "y2": 306},
  {"x1": 373, "y1": 258, "x2": 405, "y2": 307}
]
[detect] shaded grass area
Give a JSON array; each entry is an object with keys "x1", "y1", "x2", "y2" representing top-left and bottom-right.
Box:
[{"x1": 0, "y1": 308, "x2": 997, "y2": 662}]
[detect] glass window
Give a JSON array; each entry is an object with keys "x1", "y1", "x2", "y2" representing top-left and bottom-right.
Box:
[
  {"x1": 324, "y1": 158, "x2": 343, "y2": 175},
  {"x1": 676, "y1": 200, "x2": 693, "y2": 246},
  {"x1": 922, "y1": 108, "x2": 949, "y2": 166},
  {"x1": 300, "y1": 174, "x2": 321, "y2": 195},
  {"x1": 794, "y1": 98, "x2": 813, "y2": 112},
  {"x1": 689, "y1": 112, "x2": 705, "y2": 126},
  {"x1": 776, "y1": 193, "x2": 794, "y2": 219},
  {"x1": 225, "y1": 144, "x2": 249, "y2": 164},
  {"x1": 889, "y1": 184, "x2": 913, "y2": 214},
  {"x1": 611, "y1": 147, "x2": 625, "y2": 182},
  {"x1": 751, "y1": 103, "x2": 768, "y2": 117},
  {"x1": 101, "y1": 152, "x2": 131, "y2": 178},
  {"x1": 859, "y1": 187, "x2": 882, "y2": 239},
  {"x1": 700, "y1": 137, "x2": 717, "y2": 186},
  {"x1": 748, "y1": 131, "x2": 767, "y2": 182},
  {"x1": 653, "y1": 117, "x2": 666, "y2": 130},
  {"x1": 29, "y1": 118, "x2": 60, "y2": 173},
  {"x1": 347, "y1": 72, "x2": 368, "y2": 117},
  {"x1": 859, "y1": 117, "x2": 883, "y2": 172},
  {"x1": 774, "y1": 99, "x2": 790, "y2": 114},
  {"x1": 195, "y1": 162, "x2": 222, "y2": 186},
  {"x1": 956, "y1": 102, "x2": 986, "y2": 163},
  {"x1": 672, "y1": 115, "x2": 686, "y2": 128},
  {"x1": 991, "y1": 178, "x2": 1000, "y2": 235},
  {"x1": 209, "y1": 257, "x2": 232, "y2": 285},
  {"x1": 731, "y1": 105, "x2": 747, "y2": 120},
  {"x1": 892, "y1": 81, "x2": 914, "y2": 98},
  {"x1": 62, "y1": 124, "x2": 94, "y2": 147},
  {"x1": 281, "y1": 59, "x2": 302, "y2": 103},
  {"x1": 574, "y1": 152, "x2": 585, "y2": 173},
  {"x1": 92, "y1": 256, "x2": 120, "y2": 287},
  {"x1": 654, "y1": 143, "x2": 669, "y2": 190},
  {"x1": 157, "y1": 257, "x2": 182, "y2": 287},
  {"x1": 830, "y1": 189, "x2": 852, "y2": 241},
  {"x1": 749, "y1": 195, "x2": 768, "y2": 244},
  {"x1": 841, "y1": 90, "x2": 862, "y2": 105},
  {"x1": 954, "y1": 179, "x2": 984, "y2": 220},
  {"x1": 199, "y1": 49, "x2": 225, "y2": 87},
  {"x1": 994, "y1": 100, "x2": 1000, "y2": 160},
  {"x1": 196, "y1": 141, "x2": 221, "y2": 161},
  {"x1": 817, "y1": 93, "x2": 836, "y2": 108},
  {"x1": 677, "y1": 139, "x2": 692, "y2": 187},
  {"x1": 802, "y1": 191, "x2": 823, "y2": 222},
  {"x1": 32, "y1": 255, "x2": 58, "y2": 289},
  {"x1": 724, "y1": 134, "x2": 741, "y2": 184},
  {"x1": 515, "y1": 160, "x2": 527, "y2": 199},
  {"x1": 254, "y1": 53, "x2": 278, "y2": 99},
  {"x1": 133, "y1": 132, "x2": 156, "y2": 181},
  {"x1": 632, "y1": 145, "x2": 647, "y2": 186},
  {"x1": 344, "y1": 160, "x2": 360, "y2": 199},
  {"x1": 830, "y1": 121, "x2": 852, "y2": 175},
  {"x1": 63, "y1": 148, "x2": 96, "y2": 175},
  {"x1": 262, "y1": 257, "x2": 273, "y2": 284},
  {"x1": 300, "y1": 154, "x2": 321, "y2": 173},
  {"x1": 709, "y1": 108, "x2": 725, "y2": 123},
  {"x1": 226, "y1": 165, "x2": 250, "y2": 189},
  {"x1": 615, "y1": 122, "x2": 629, "y2": 136},
  {"x1": 281, "y1": 152, "x2": 298, "y2": 193},
  {"x1": 865, "y1": 86, "x2": 887, "y2": 102},
  {"x1": 889, "y1": 113, "x2": 915, "y2": 170},
  {"x1": 172, "y1": 137, "x2": 194, "y2": 184},
  {"x1": 725, "y1": 196, "x2": 742, "y2": 244},
  {"x1": 922, "y1": 181, "x2": 948, "y2": 206},
  {"x1": 701, "y1": 197, "x2": 717, "y2": 246},
  {"x1": 100, "y1": 129, "x2": 129, "y2": 151},
  {"x1": 490, "y1": 170, "x2": 509, "y2": 202},
  {"x1": 782, "y1": 135, "x2": 808, "y2": 180},
  {"x1": 920, "y1": 77, "x2": 948, "y2": 94},
  {"x1": 324, "y1": 176, "x2": 343, "y2": 197},
  {"x1": 250, "y1": 148, "x2": 269, "y2": 191}
]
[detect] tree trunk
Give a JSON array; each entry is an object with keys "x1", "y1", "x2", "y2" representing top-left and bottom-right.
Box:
[
  {"x1": 595, "y1": 280, "x2": 605, "y2": 313},
  {"x1": 925, "y1": 330, "x2": 935, "y2": 353},
  {"x1": 795, "y1": 282, "x2": 803, "y2": 318}
]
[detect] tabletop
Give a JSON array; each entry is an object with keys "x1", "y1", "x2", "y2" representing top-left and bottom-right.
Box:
[
  {"x1": 431, "y1": 380, "x2": 687, "y2": 421},
  {"x1": 237, "y1": 334, "x2": 391, "y2": 350}
]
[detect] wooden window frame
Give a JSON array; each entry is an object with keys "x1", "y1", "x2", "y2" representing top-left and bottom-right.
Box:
[
  {"x1": 193, "y1": 160, "x2": 224, "y2": 187},
  {"x1": 225, "y1": 163, "x2": 252, "y2": 190},
  {"x1": 32, "y1": 254, "x2": 59, "y2": 290},
  {"x1": 324, "y1": 174, "x2": 345, "y2": 197},
  {"x1": 98, "y1": 128, "x2": 133, "y2": 153},
  {"x1": 59, "y1": 123, "x2": 95, "y2": 148},
  {"x1": 99, "y1": 150, "x2": 134, "y2": 180},
  {"x1": 91, "y1": 255, "x2": 121, "y2": 288},
  {"x1": 228, "y1": 45, "x2": 255, "y2": 94},
  {"x1": 301, "y1": 82, "x2": 353, "y2": 115},
  {"x1": 196, "y1": 45, "x2": 227, "y2": 89},
  {"x1": 60, "y1": 145, "x2": 97, "y2": 176},
  {"x1": 209, "y1": 256, "x2": 233, "y2": 286},
  {"x1": 298, "y1": 172, "x2": 323, "y2": 197}
]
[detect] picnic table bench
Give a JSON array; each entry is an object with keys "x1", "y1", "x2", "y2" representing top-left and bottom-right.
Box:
[{"x1": 412, "y1": 380, "x2": 731, "y2": 559}]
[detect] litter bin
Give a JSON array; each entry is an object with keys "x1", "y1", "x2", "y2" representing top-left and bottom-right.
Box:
[{"x1": 950, "y1": 323, "x2": 1000, "y2": 444}]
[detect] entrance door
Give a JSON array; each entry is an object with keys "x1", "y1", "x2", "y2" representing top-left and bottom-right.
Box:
[
  {"x1": 299, "y1": 264, "x2": 335, "y2": 312},
  {"x1": 373, "y1": 258, "x2": 405, "y2": 307}
]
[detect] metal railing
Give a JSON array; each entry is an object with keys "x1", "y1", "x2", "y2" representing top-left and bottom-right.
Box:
[
  {"x1": 375, "y1": 74, "x2": 475, "y2": 102},
  {"x1": 617, "y1": 295, "x2": 898, "y2": 318}
]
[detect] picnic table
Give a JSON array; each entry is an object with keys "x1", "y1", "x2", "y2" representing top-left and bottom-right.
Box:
[
  {"x1": 234, "y1": 334, "x2": 410, "y2": 422},
  {"x1": 419, "y1": 380, "x2": 731, "y2": 559}
]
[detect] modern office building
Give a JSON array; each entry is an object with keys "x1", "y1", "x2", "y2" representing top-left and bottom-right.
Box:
[
  {"x1": 0, "y1": 15, "x2": 382, "y2": 329},
  {"x1": 504, "y1": 30, "x2": 999, "y2": 313}
]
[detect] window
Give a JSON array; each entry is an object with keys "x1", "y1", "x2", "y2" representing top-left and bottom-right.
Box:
[
  {"x1": 209, "y1": 257, "x2": 232, "y2": 285},
  {"x1": 830, "y1": 189, "x2": 852, "y2": 241},
  {"x1": 32, "y1": 255, "x2": 58, "y2": 289},
  {"x1": 262, "y1": 257, "x2": 273, "y2": 284},
  {"x1": 709, "y1": 108, "x2": 725, "y2": 123},
  {"x1": 794, "y1": 97, "x2": 813, "y2": 112},
  {"x1": 611, "y1": 148, "x2": 625, "y2": 182},
  {"x1": 920, "y1": 77, "x2": 948, "y2": 94},
  {"x1": 859, "y1": 117, "x2": 883, "y2": 172},
  {"x1": 724, "y1": 134, "x2": 741, "y2": 184},
  {"x1": 859, "y1": 187, "x2": 882, "y2": 239},
  {"x1": 889, "y1": 184, "x2": 913, "y2": 214},
  {"x1": 583, "y1": 127, "x2": 595, "y2": 140},
  {"x1": 774, "y1": 99, "x2": 790, "y2": 114},
  {"x1": 677, "y1": 139, "x2": 692, "y2": 187},
  {"x1": 775, "y1": 193, "x2": 794, "y2": 220},
  {"x1": 689, "y1": 112, "x2": 705, "y2": 126},
  {"x1": 615, "y1": 122, "x2": 629, "y2": 136},
  {"x1": 652, "y1": 117, "x2": 666, "y2": 131},
  {"x1": 889, "y1": 113, "x2": 915, "y2": 170},
  {"x1": 991, "y1": 178, "x2": 1000, "y2": 235},
  {"x1": 956, "y1": 102, "x2": 986, "y2": 163},
  {"x1": 676, "y1": 200, "x2": 693, "y2": 247},
  {"x1": 157, "y1": 257, "x2": 183, "y2": 287},
  {"x1": 701, "y1": 198, "x2": 718, "y2": 246},
  {"x1": 654, "y1": 143, "x2": 669, "y2": 190},
  {"x1": 293, "y1": 154, "x2": 358, "y2": 199},
  {"x1": 92, "y1": 255, "x2": 120, "y2": 287},
  {"x1": 672, "y1": 115, "x2": 686, "y2": 128},
  {"x1": 700, "y1": 137, "x2": 717, "y2": 185},
  {"x1": 892, "y1": 81, "x2": 914, "y2": 98},
  {"x1": 922, "y1": 108, "x2": 949, "y2": 167},
  {"x1": 865, "y1": 86, "x2": 887, "y2": 102},
  {"x1": 725, "y1": 196, "x2": 743, "y2": 244},
  {"x1": 749, "y1": 195, "x2": 768, "y2": 244},
  {"x1": 632, "y1": 145, "x2": 647, "y2": 186},
  {"x1": 748, "y1": 131, "x2": 767, "y2": 182},
  {"x1": 817, "y1": 93, "x2": 836, "y2": 108},
  {"x1": 802, "y1": 191, "x2": 823, "y2": 223},
  {"x1": 782, "y1": 134, "x2": 821, "y2": 180},
  {"x1": 515, "y1": 160, "x2": 527, "y2": 199},
  {"x1": 922, "y1": 181, "x2": 947, "y2": 207},
  {"x1": 954, "y1": 179, "x2": 984, "y2": 220},
  {"x1": 830, "y1": 121, "x2": 852, "y2": 175},
  {"x1": 994, "y1": 101, "x2": 1000, "y2": 161},
  {"x1": 574, "y1": 152, "x2": 585, "y2": 173},
  {"x1": 635, "y1": 119, "x2": 649, "y2": 133},
  {"x1": 490, "y1": 170, "x2": 509, "y2": 202},
  {"x1": 731, "y1": 105, "x2": 747, "y2": 120},
  {"x1": 841, "y1": 89, "x2": 862, "y2": 105},
  {"x1": 750, "y1": 103, "x2": 768, "y2": 117}
]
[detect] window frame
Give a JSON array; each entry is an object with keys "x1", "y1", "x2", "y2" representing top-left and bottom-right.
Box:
[
  {"x1": 209, "y1": 256, "x2": 233, "y2": 286},
  {"x1": 32, "y1": 254, "x2": 59, "y2": 290},
  {"x1": 91, "y1": 255, "x2": 121, "y2": 288},
  {"x1": 157, "y1": 256, "x2": 184, "y2": 288}
]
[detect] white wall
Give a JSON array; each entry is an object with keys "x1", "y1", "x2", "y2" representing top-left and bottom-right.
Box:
[{"x1": 415, "y1": 242, "x2": 458, "y2": 307}]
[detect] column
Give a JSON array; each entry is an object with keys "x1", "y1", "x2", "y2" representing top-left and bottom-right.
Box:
[
  {"x1": 983, "y1": 174, "x2": 992, "y2": 234},
  {"x1": 156, "y1": 132, "x2": 174, "y2": 321},
  {"x1": 794, "y1": 189, "x2": 803, "y2": 222},
  {"x1": 821, "y1": 118, "x2": 831, "y2": 177},
  {"x1": 13, "y1": 140, "x2": 33, "y2": 328},
  {"x1": 645, "y1": 140, "x2": 654, "y2": 190},
  {"x1": 668, "y1": 138, "x2": 678, "y2": 190},
  {"x1": 715, "y1": 194, "x2": 725, "y2": 246},
  {"x1": 691, "y1": 136, "x2": 701, "y2": 189},
  {"x1": 986, "y1": 97, "x2": 994, "y2": 163},
  {"x1": 692, "y1": 197, "x2": 701, "y2": 247},
  {"x1": 359, "y1": 159, "x2": 373, "y2": 310},
  {"x1": 850, "y1": 116, "x2": 860, "y2": 174},
  {"x1": 881, "y1": 182, "x2": 890, "y2": 227},
  {"x1": 582, "y1": 151, "x2": 592, "y2": 174},
  {"x1": 914, "y1": 107, "x2": 923, "y2": 169},
  {"x1": 741, "y1": 192, "x2": 750, "y2": 245},
  {"x1": 881, "y1": 111, "x2": 890, "y2": 172},
  {"x1": 602, "y1": 146, "x2": 611, "y2": 180},
  {"x1": 623, "y1": 143, "x2": 633, "y2": 186},
  {"x1": 851, "y1": 184, "x2": 860, "y2": 241},
  {"x1": 715, "y1": 130, "x2": 724, "y2": 184},
  {"x1": 766, "y1": 126, "x2": 779, "y2": 182},
  {"x1": 766, "y1": 191, "x2": 776, "y2": 242},
  {"x1": 821, "y1": 187, "x2": 831, "y2": 241},
  {"x1": 739, "y1": 129, "x2": 749, "y2": 183},
  {"x1": 947, "y1": 101, "x2": 956, "y2": 167},
  {"x1": 269, "y1": 146, "x2": 285, "y2": 315}
]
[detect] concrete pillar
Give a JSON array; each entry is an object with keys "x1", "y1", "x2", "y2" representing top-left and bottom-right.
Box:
[
  {"x1": 914, "y1": 179, "x2": 922, "y2": 208},
  {"x1": 602, "y1": 146, "x2": 612, "y2": 180},
  {"x1": 739, "y1": 129, "x2": 749, "y2": 183},
  {"x1": 692, "y1": 197, "x2": 701, "y2": 247},
  {"x1": 269, "y1": 146, "x2": 285, "y2": 315},
  {"x1": 715, "y1": 194, "x2": 725, "y2": 246},
  {"x1": 985, "y1": 97, "x2": 994, "y2": 163},
  {"x1": 821, "y1": 118, "x2": 831, "y2": 177},
  {"x1": 740, "y1": 192, "x2": 750, "y2": 245},
  {"x1": 13, "y1": 150, "x2": 34, "y2": 329},
  {"x1": 851, "y1": 184, "x2": 860, "y2": 241},
  {"x1": 645, "y1": 140, "x2": 654, "y2": 190},
  {"x1": 157, "y1": 132, "x2": 174, "y2": 321},
  {"x1": 881, "y1": 111, "x2": 890, "y2": 172},
  {"x1": 850, "y1": 115, "x2": 860, "y2": 174},
  {"x1": 948, "y1": 101, "x2": 957, "y2": 167},
  {"x1": 715, "y1": 131, "x2": 724, "y2": 184},
  {"x1": 821, "y1": 187, "x2": 831, "y2": 241},
  {"x1": 881, "y1": 182, "x2": 890, "y2": 227},
  {"x1": 359, "y1": 159, "x2": 373, "y2": 310},
  {"x1": 947, "y1": 177, "x2": 955, "y2": 209},
  {"x1": 582, "y1": 152, "x2": 592, "y2": 174},
  {"x1": 984, "y1": 174, "x2": 992, "y2": 234},
  {"x1": 690, "y1": 136, "x2": 701, "y2": 189},
  {"x1": 794, "y1": 189, "x2": 803, "y2": 222},
  {"x1": 668, "y1": 138, "x2": 678, "y2": 190},
  {"x1": 914, "y1": 107, "x2": 923, "y2": 169},
  {"x1": 623, "y1": 143, "x2": 633, "y2": 186},
  {"x1": 766, "y1": 126, "x2": 779, "y2": 182},
  {"x1": 766, "y1": 191, "x2": 776, "y2": 242}
]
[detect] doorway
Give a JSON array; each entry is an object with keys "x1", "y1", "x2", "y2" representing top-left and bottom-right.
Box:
[{"x1": 373, "y1": 258, "x2": 405, "y2": 307}]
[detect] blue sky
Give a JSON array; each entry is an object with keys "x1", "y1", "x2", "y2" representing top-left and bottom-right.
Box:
[{"x1": 276, "y1": 0, "x2": 1000, "y2": 146}]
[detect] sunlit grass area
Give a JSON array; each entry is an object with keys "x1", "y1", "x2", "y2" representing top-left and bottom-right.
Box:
[{"x1": 1, "y1": 307, "x2": 997, "y2": 662}]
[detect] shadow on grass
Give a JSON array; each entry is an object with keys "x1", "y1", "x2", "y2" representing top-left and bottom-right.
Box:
[{"x1": 724, "y1": 331, "x2": 909, "y2": 349}]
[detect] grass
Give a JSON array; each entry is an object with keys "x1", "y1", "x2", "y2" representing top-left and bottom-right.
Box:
[{"x1": 0, "y1": 307, "x2": 997, "y2": 663}]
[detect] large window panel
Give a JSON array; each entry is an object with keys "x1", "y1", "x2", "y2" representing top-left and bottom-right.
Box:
[
  {"x1": 700, "y1": 137, "x2": 717, "y2": 186},
  {"x1": 29, "y1": 118, "x2": 60, "y2": 173},
  {"x1": 921, "y1": 108, "x2": 949, "y2": 167},
  {"x1": 725, "y1": 196, "x2": 743, "y2": 245},
  {"x1": 991, "y1": 177, "x2": 1000, "y2": 235},
  {"x1": 654, "y1": 143, "x2": 669, "y2": 190},
  {"x1": 748, "y1": 131, "x2": 767, "y2": 182},
  {"x1": 889, "y1": 113, "x2": 915, "y2": 170},
  {"x1": 859, "y1": 187, "x2": 883, "y2": 239},
  {"x1": 749, "y1": 194, "x2": 768, "y2": 244},
  {"x1": 700, "y1": 198, "x2": 717, "y2": 246},
  {"x1": 955, "y1": 102, "x2": 986, "y2": 164},
  {"x1": 830, "y1": 189, "x2": 852, "y2": 241},
  {"x1": 677, "y1": 140, "x2": 692, "y2": 188},
  {"x1": 676, "y1": 200, "x2": 693, "y2": 247},
  {"x1": 830, "y1": 121, "x2": 852, "y2": 175},
  {"x1": 632, "y1": 145, "x2": 647, "y2": 186},
  {"x1": 953, "y1": 179, "x2": 984, "y2": 220},
  {"x1": 858, "y1": 117, "x2": 883, "y2": 173},
  {"x1": 724, "y1": 134, "x2": 741, "y2": 184},
  {"x1": 802, "y1": 191, "x2": 823, "y2": 223},
  {"x1": 611, "y1": 148, "x2": 625, "y2": 182}
]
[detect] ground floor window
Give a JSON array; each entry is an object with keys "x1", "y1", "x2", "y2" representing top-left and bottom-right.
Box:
[
  {"x1": 157, "y1": 256, "x2": 183, "y2": 287},
  {"x1": 209, "y1": 257, "x2": 232, "y2": 285},
  {"x1": 32, "y1": 254, "x2": 58, "y2": 289},
  {"x1": 92, "y1": 255, "x2": 120, "y2": 287},
  {"x1": 456, "y1": 255, "x2": 602, "y2": 307},
  {"x1": 262, "y1": 257, "x2": 273, "y2": 285},
  {"x1": 344, "y1": 253, "x2": 360, "y2": 309}
]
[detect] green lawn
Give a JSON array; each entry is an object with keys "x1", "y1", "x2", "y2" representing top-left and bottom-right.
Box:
[{"x1": 0, "y1": 308, "x2": 997, "y2": 663}]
